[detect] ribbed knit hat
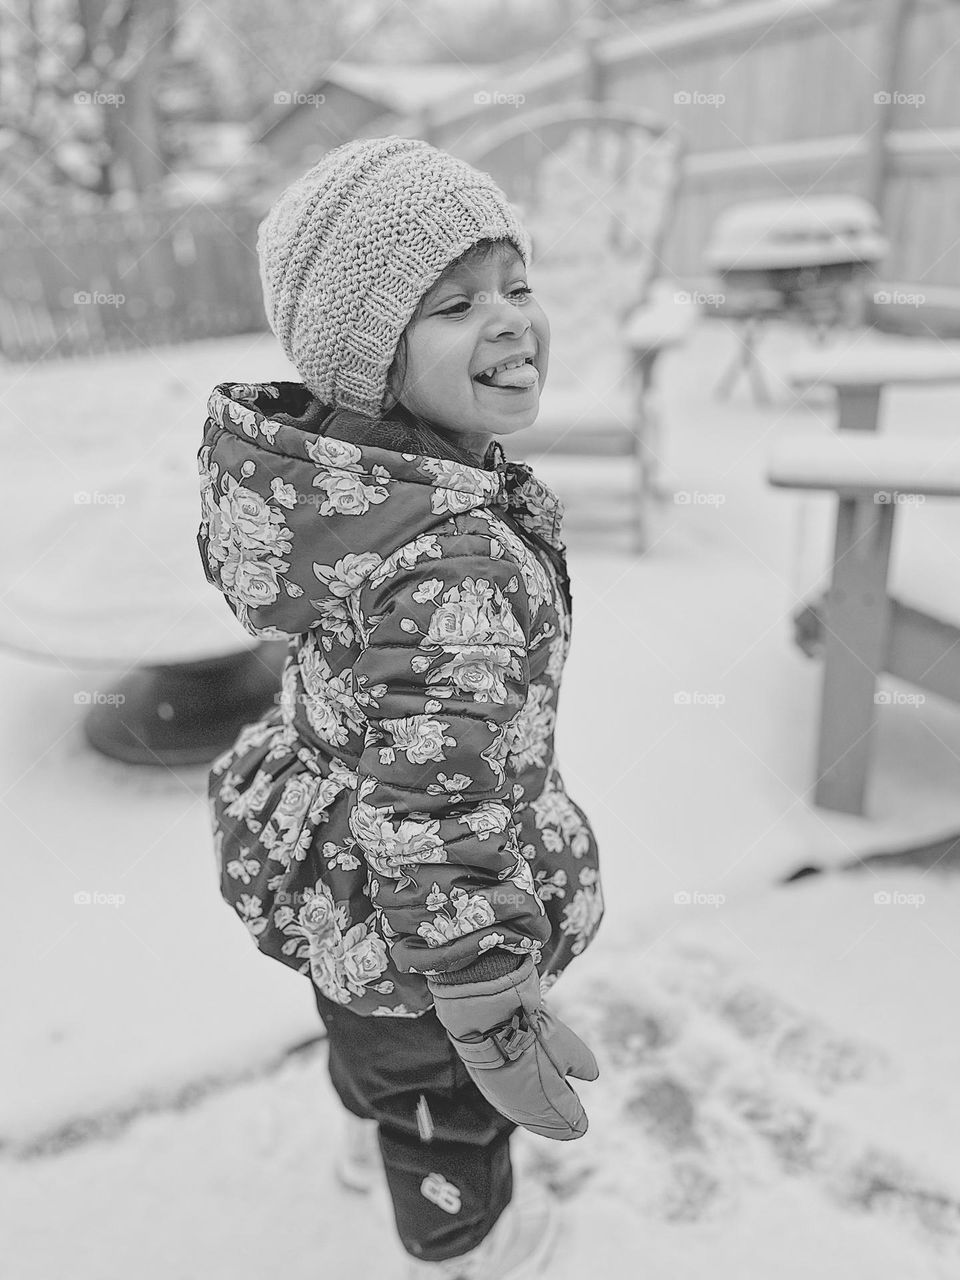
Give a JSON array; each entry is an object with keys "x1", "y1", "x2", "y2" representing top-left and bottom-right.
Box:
[{"x1": 256, "y1": 135, "x2": 533, "y2": 420}]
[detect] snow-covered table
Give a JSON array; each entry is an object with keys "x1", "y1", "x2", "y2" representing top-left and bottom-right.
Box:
[
  {"x1": 787, "y1": 342, "x2": 960, "y2": 434},
  {"x1": 766, "y1": 340, "x2": 960, "y2": 814},
  {"x1": 0, "y1": 388, "x2": 286, "y2": 765},
  {"x1": 768, "y1": 428, "x2": 960, "y2": 816}
]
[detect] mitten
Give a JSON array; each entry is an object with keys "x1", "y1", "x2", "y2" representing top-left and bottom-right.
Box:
[{"x1": 428, "y1": 954, "x2": 598, "y2": 1140}]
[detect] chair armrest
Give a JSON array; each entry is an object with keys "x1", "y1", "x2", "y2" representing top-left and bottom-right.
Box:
[
  {"x1": 622, "y1": 291, "x2": 697, "y2": 352},
  {"x1": 786, "y1": 343, "x2": 960, "y2": 391},
  {"x1": 767, "y1": 433, "x2": 960, "y2": 498}
]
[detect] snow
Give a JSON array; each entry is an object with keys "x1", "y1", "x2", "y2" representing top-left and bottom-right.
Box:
[
  {"x1": 786, "y1": 338, "x2": 960, "y2": 387},
  {"x1": 0, "y1": 332, "x2": 284, "y2": 663},
  {"x1": 4, "y1": 312, "x2": 960, "y2": 1277},
  {"x1": 326, "y1": 61, "x2": 488, "y2": 116},
  {"x1": 4, "y1": 871, "x2": 959, "y2": 1277},
  {"x1": 703, "y1": 193, "x2": 888, "y2": 272},
  {"x1": 768, "y1": 431, "x2": 960, "y2": 496}
]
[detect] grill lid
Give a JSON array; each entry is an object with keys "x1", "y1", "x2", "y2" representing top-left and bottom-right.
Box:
[{"x1": 705, "y1": 195, "x2": 888, "y2": 271}]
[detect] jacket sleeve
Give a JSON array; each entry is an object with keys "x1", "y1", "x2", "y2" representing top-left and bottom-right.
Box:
[{"x1": 348, "y1": 533, "x2": 551, "y2": 978}]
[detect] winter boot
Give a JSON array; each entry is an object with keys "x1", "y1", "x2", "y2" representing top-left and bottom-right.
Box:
[{"x1": 334, "y1": 1112, "x2": 381, "y2": 1193}]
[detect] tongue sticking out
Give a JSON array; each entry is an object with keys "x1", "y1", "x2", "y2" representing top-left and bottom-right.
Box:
[{"x1": 482, "y1": 362, "x2": 539, "y2": 390}]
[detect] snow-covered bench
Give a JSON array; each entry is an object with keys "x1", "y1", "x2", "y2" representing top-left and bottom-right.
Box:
[
  {"x1": 768, "y1": 431, "x2": 960, "y2": 816},
  {"x1": 787, "y1": 343, "x2": 960, "y2": 433},
  {"x1": 768, "y1": 433, "x2": 960, "y2": 497}
]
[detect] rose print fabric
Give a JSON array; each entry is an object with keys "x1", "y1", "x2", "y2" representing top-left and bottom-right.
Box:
[{"x1": 198, "y1": 381, "x2": 603, "y2": 1016}]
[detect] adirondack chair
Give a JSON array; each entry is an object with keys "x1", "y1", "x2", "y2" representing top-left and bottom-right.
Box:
[
  {"x1": 14, "y1": 110, "x2": 687, "y2": 767},
  {"x1": 460, "y1": 100, "x2": 691, "y2": 552},
  {"x1": 767, "y1": 343, "x2": 960, "y2": 815}
]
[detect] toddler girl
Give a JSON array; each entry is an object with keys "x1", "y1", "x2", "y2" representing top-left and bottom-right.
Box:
[{"x1": 197, "y1": 136, "x2": 604, "y2": 1278}]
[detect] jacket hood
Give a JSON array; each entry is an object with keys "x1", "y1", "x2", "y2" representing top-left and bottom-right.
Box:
[{"x1": 198, "y1": 380, "x2": 566, "y2": 639}]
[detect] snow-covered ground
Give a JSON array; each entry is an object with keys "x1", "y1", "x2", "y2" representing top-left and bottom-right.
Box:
[
  {"x1": 4, "y1": 871, "x2": 959, "y2": 1278},
  {"x1": 3, "y1": 314, "x2": 960, "y2": 1277}
]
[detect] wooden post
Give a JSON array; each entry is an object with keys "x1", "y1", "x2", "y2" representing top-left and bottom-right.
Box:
[
  {"x1": 814, "y1": 497, "x2": 895, "y2": 813},
  {"x1": 886, "y1": 599, "x2": 960, "y2": 704},
  {"x1": 853, "y1": 0, "x2": 911, "y2": 326},
  {"x1": 578, "y1": 17, "x2": 606, "y2": 105},
  {"x1": 863, "y1": 0, "x2": 912, "y2": 221},
  {"x1": 837, "y1": 384, "x2": 883, "y2": 433},
  {"x1": 814, "y1": 376, "x2": 888, "y2": 811}
]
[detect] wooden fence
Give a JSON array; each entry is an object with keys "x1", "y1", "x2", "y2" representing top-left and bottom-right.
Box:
[
  {"x1": 0, "y1": 199, "x2": 268, "y2": 362},
  {"x1": 5, "y1": 0, "x2": 959, "y2": 365},
  {"x1": 412, "y1": 0, "x2": 960, "y2": 293}
]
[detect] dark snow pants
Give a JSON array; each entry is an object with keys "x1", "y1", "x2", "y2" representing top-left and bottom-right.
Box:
[{"x1": 312, "y1": 988, "x2": 516, "y2": 1262}]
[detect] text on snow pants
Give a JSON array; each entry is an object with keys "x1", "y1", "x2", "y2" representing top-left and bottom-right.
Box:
[{"x1": 313, "y1": 986, "x2": 517, "y2": 1262}]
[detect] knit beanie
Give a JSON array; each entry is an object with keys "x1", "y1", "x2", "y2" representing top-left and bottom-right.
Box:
[{"x1": 256, "y1": 135, "x2": 533, "y2": 420}]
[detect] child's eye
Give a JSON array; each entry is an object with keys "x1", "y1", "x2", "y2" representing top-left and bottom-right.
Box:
[{"x1": 438, "y1": 286, "x2": 533, "y2": 316}]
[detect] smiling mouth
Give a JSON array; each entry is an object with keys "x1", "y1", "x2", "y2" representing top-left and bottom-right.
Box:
[{"x1": 473, "y1": 356, "x2": 539, "y2": 390}]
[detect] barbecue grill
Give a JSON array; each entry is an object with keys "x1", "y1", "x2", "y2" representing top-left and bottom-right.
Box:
[{"x1": 705, "y1": 195, "x2": 889, "y2": 400}]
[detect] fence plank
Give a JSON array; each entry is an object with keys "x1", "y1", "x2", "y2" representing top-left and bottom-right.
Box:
[{"x1": 0, "y1": 198, "x2": 268, "y2": 362}]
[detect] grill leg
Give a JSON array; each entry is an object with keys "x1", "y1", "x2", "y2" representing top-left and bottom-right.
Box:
[{"x1": 715, "y1": 316, "x2": 772, "y2": 404}]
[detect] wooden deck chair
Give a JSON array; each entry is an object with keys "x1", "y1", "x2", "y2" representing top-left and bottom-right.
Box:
[
  {"x1": 766, "y1": 345, "x2": 960, "y2": 815},
  {"x1": 460, "y1": 101, "x2": 689, "y2": 551}
]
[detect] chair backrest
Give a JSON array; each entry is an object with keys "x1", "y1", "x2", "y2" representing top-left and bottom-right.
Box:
[
  {"x1": 460, "y1": 101, "x2": 684, "y2": 398},
  {"x1": 463, "y1": 101, "x2": 682, "y2": 297}
]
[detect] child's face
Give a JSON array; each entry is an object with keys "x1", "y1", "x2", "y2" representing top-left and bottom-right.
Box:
[{"x1": 387, "y1": 243, "x2": 549, "y2": 448}]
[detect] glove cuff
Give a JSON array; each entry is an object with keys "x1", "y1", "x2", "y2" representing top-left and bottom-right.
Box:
[
  {"x1": 429, "y1": 949, "x2": 525, "y2": 986},
  {"x1": 427, "y1": 953, "x2": 536, "y2": 1001},
  {"x1": 428, "y1": 955, "x2": 542, "y2": 1049}
]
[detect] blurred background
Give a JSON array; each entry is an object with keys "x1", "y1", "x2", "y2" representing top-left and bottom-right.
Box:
[{"x1": 3, "y1": 1, "x2": 960, "y2": 1276}]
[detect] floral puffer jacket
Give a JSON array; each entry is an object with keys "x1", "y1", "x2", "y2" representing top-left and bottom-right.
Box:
[{"x1": 197, "y1": 381, "x2": 604, "y2": 1017}]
